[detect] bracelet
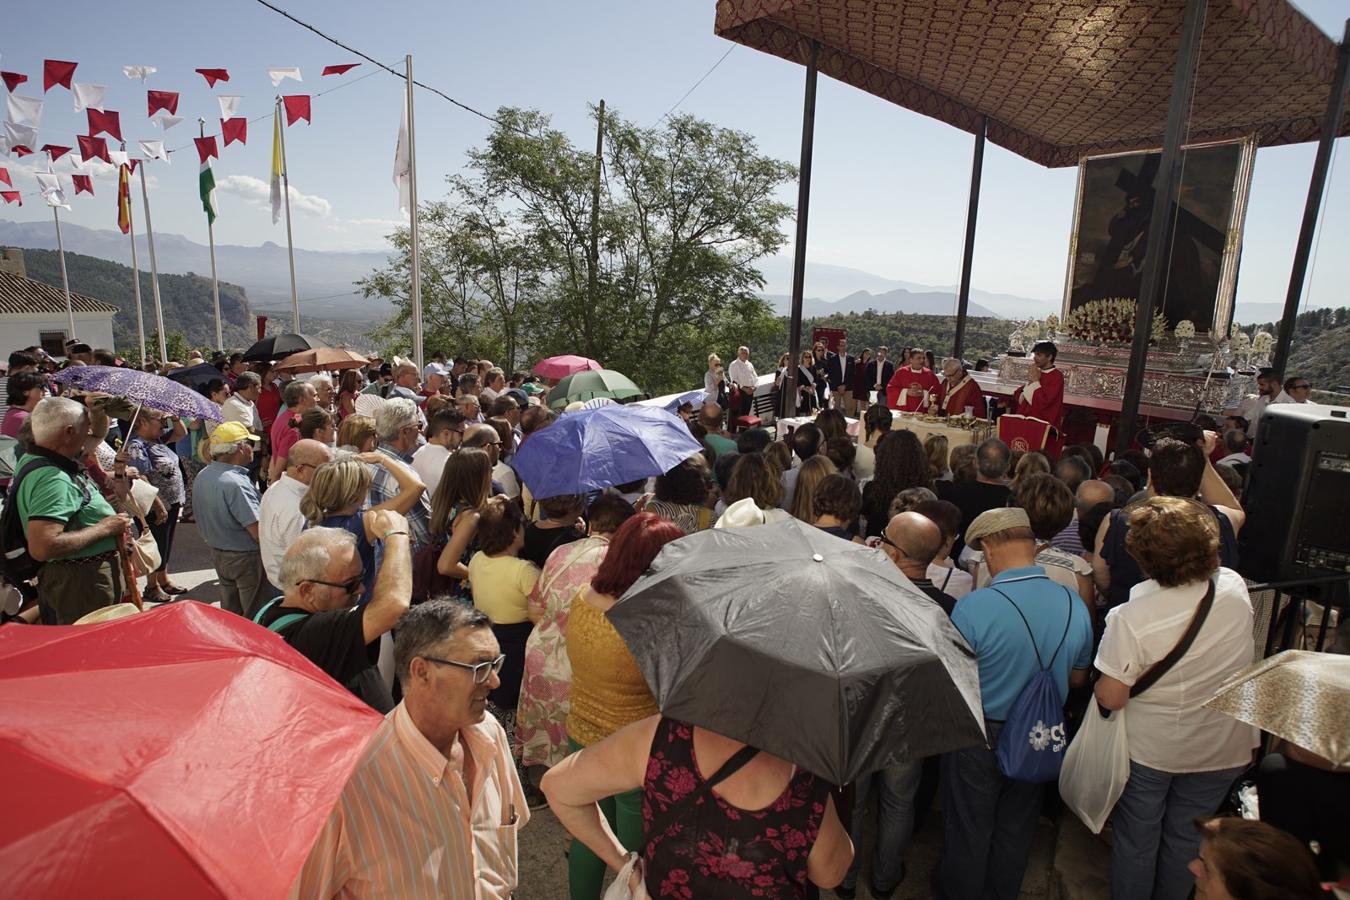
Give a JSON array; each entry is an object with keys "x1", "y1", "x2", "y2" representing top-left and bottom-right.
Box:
[{"x1": 382, "y1": 530, "x2": 410, "y2": 540}]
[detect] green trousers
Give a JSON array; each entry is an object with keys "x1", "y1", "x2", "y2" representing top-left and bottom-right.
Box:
[{"x1": 566, "y1": 736, "x2": 644, "y2": 900}]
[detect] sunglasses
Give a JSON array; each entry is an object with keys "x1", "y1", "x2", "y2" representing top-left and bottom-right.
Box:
[
  {"x1": 422, "y1": 653, "x2": 507, "y2": 684},
  {"x1": 304, "y1": 571, "x2": 365, "y2": 595},
  {"x1": 1291, "y1": 384, "x2": 1310, "y2": 390}
]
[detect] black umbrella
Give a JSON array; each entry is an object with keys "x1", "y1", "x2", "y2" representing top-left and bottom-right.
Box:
[
  {"x1": 607, "y1": 518, "x2": 986, "y2": 784},
  {"x1": 166, "y1": 362, "x2": 224, "y2": 389},
  {"x1": 241, "y1": 333, "x2": 327, "y2": 362}
]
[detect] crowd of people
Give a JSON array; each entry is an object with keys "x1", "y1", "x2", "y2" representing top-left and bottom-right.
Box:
[{"x1": 0, "y1": 337, "x2": 1340, "y2": 899}]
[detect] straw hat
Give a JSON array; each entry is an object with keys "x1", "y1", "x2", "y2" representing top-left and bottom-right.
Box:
[
  {"x1": 74, "y1": 603, "x2": 141, "y2": 625},
  {"x1": 964, "y1": 507, "x2": 1032, "y2": 550}
]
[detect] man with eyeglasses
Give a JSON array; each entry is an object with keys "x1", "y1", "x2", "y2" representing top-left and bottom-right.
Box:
[
  {"x1": 411, "y1": 408, "x2": 466, "y2": 495},
  {"x1": 255, "y1": 511, "x2": 411, "y2": 713},
  {"x1": 1277, "y1": 376, "x2": 1312, "y2": 404},
  {"x1": 257, "y1": 439, "x2": 333, "y2": 586},
  {"x1": 295, "y1": 599, "x2": 528, "y2": 898}
]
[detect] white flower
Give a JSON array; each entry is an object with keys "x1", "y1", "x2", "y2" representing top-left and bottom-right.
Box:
[
  {"x1": 1233, "y1": 332, "x2": 1251, "y2": 350},
  {"x1": 1175, "y1": 320, "x2": 1196, "y2": 339},
  {"x1": 1252, "y1": 331, "x2": 1274, "y2": 353},
  {"x1": 1028, "y1": 720, "x2": 1052, "y2": 752}
]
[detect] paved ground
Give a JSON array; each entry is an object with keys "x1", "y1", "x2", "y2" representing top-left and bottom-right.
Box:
[{"x1": 161, "y1": 524, "x2": 1108, "y2": 899}]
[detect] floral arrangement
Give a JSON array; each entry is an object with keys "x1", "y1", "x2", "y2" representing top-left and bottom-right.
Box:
[
  {"x1": 1232, "y1": 331, "x2": 1251, "y2": 351},
  {"x1": 1252, "y1": 331, "x2": 1274, "y2": 355},
  {"x1": 1044, "y1": 313, "x2": 1059, "y2": 331},
  {"x1": 1062, "y1": 298, "x2": 1167, "y2": 345},
  {"x1": 1175, "y1": 320, "x2": 1196, "y2": 339}
]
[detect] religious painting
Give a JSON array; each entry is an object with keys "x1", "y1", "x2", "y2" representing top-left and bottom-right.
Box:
[{"x1": 1062, "y1": 140, "x2": 1254, "y2": 335}]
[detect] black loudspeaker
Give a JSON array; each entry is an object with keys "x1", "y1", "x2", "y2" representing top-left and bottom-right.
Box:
[{"x1": 1239, "y1": 403, "x2": 1350, "y2": 584}]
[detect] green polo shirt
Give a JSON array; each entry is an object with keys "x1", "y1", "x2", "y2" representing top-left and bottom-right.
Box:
[
  {"x1": 15, "y1": 450, "x2": 118, "y2": 560},
  {"x1": 705, "y1": 433, "x2": 738, "y2": 459}
]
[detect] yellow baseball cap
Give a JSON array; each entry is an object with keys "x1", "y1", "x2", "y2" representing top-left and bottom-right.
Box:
[{"x1": 209, "y1": 421, "x2": 260, "y2": 448}]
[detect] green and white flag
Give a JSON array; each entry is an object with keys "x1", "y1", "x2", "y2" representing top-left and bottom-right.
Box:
[{"x1": 199, "y1": 158, "x2": 217, "y2": 225}]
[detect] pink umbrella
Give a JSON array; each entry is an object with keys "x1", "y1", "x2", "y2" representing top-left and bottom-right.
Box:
[{"x1": 533, "y1": 355, "x2": 602, "y2": 379}]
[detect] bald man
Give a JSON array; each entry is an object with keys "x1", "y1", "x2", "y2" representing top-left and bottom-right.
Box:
[
  {"x1": 1050, "y1": 478, "x2": 1117, "y2": 557},
  {"x1": 883, "y1": 511, "x2": 954, "y2": 615},
  {"x1": 259, "y1": 438, "x2": 334, "y2": 586}
]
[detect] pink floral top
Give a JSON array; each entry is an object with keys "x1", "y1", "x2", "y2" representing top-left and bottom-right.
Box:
[{"x1": 641, "y1": 719, "x2": 829, "y2": 899}]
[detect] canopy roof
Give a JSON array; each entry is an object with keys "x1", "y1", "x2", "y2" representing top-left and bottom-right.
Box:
[{"x1": 715, "y1": 0, "x2": 1348, "y2": 167}]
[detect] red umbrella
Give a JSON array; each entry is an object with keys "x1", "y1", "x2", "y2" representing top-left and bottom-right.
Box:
[
  {"x1": 0, "y1": 602, "x2": 382, "y2": 897},
  {"x1": 532, "y1": 354, "x2": 602, "y2": 379},
  {"x1": 272, "y1": 347, "x2": 370, "y2": 374}
]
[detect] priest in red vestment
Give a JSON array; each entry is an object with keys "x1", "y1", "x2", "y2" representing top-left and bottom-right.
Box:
[
  {"x1": 887, "y1": 349, "x2": 940, "y2": 411},
  {"x1": 1012, "y1": 341, "x2": 1065, "y2": 430},
  {"x1": 934, "y1": 358, "x2": 986, "y2": 417}
]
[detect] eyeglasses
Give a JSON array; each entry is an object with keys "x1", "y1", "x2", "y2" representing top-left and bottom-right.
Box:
[
  {"x1": 1291, "y1": 383, "x2": 1311, "y2": 390},
  {"x1": 304, "y1": 571, "x2": 365, "y2": 595},
  {"x1": 876, "y1": 533, "x2": 899, "y2": 551},
  {"x1": 422, "y1": 653, "x2": 507, "y2": 684}
]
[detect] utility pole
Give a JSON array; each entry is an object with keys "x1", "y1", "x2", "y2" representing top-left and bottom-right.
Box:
[{"x1": 588, "y1": 99, "x2": 605, "y2": 307}]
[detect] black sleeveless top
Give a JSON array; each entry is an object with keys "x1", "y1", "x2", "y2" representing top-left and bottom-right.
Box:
[{"x1": 1101, "y1": 503, "x2": 1238, "y2": 609}]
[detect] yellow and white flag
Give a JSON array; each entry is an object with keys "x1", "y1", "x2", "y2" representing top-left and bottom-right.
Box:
[{"x1": 269, "y1": 105, "x2": 283, "y2": 224}]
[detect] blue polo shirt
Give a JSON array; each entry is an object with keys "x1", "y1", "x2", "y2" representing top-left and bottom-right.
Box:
[
  {"x1": 193, "y1": 461, "x2": 261, "y2": 552},
  {"x1": 951, "y1": 566, "x2": 1093, "y2": 721}
]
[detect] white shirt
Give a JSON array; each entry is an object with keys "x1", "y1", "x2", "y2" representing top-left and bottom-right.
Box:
[
  {"x1": 728, "y1": 358, "x2": 758, "y2": 390},
  {"x1": 412, "y1": 442, "x2": 452, "y2": 496},
  {"x1": 481, "y1": 386, "x2": 500, "y2": 404},
  {"x1": 1217, "y1": 451, "x2": 1251, "y2": 466},
  {"x1": 258, "y1": 473, "x2": 309, "y2": 586},
  {"x1": 1095, "y1": 567, "x2": 1258, "y2": 772},
  {"x1": 928, "y1": 561, "x2": 973, "y2": 600},
  {"x1": 1235, "y1": 394, "x2": 1271, "y2": 437},
  {"x1": 221, "y1": 393, "x2": 262, "y2": 433},
  {"x1": 972, "y1": 546, "x2": 1090, "y2": 598},
  {"x1": 493, "y1": 461, "x2": 520, "y2": 499}
]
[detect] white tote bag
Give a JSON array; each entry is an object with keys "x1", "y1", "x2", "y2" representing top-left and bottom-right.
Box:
[
  {"x1": 1058, "y1": 704, "x2": 1130, "y2": 833},
  {"x1": 602, "y1": 853, "x2": 650, "y2": 900}
]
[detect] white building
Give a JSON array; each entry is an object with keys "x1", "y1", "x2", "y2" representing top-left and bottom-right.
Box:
[{"x1": 0, "y1": 249, "x2": 118, "y2": 357}]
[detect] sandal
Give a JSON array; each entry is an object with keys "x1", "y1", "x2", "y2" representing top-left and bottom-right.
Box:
[
  {"x1": 142, "y1": 588, "x2": 170, "y2": 603},
  {"x1": 162, "y1": 584, "x2": 189, "y2": 595}
]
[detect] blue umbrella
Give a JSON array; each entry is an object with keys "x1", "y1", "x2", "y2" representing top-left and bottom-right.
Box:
[
  {"x1": 664, "y1": 389, "x2": 706, "y2": 414},
  {"x1": 511, "y1": 404, "x2": 703, "y2": 499},
  {"x1": 51, "y1": 366, "x2": 224, "y2": 422}
]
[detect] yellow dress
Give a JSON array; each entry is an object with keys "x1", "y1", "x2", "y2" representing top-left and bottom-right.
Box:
[{"x1": 564, "y1": 592, "x2": 659, "y2": 747}]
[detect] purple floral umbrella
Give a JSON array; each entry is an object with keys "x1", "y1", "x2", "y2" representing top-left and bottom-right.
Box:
[{"x1": 51, "y1": 366, "x2": 224, "y2": 422}]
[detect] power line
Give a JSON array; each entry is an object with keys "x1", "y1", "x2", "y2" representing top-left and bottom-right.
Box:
[{"x1": 655, "y1": 46, "x2": 735, "y2": 125}]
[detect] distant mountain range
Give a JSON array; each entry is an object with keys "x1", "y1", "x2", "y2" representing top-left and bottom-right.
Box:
[{"x1": 0, "y1": 219, "x2": 392, "y2": 323}]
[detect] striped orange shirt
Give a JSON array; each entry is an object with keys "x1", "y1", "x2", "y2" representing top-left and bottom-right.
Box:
[{"x1": 292, "y1": 702, "x2": 529, "y2": 899}]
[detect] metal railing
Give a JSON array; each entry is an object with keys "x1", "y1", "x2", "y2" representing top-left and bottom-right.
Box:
[{"x1": 1248, "y1": 572, "x2": 1348, "y2": 657}]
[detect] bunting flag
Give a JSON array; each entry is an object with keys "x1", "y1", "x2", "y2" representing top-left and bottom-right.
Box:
[
  {"x1": 0, "y1": 167, "x2": 10, "y2": 187},
  {"x1": 3, "y1": 120, "x2": 38, "y2": 154},
  {"x1": 321, "y1": 63, "x2": 360, "y2": 76},
  {"x1": 128, "y1": 158, "x2": 140, "y2": 174},
  {"x1": 147, "y1": 90, "x2": 178, "y2": 117},
  {"x1": 122, "y1": 65, "x2": 156, "y2": 82},
  {"x1": 217, "y1": 95, "x2": 241, "y2": 119},
  {"x1": 394, "y1": 99, "x2": 410, "y2": 215},
  {"x1": 72, "y1": 173, "x2": 94, "y2": 195},
  {"x1": 282, "y1": 95, "x2": 311, "y2": 125},
  {"x1": 267, "y1": 67, "x2": 302, "y2": 87},
  {"x1": 150, "y1": 113, "x2": 182, "y2": 130},
  {"x1": 196, "y1": 68, "x2": 230, "y2": 87},
  {"x1": 109, "y1": 148, "x2": 129, "y2": 168},
  {"x1": 87, "y1": 108, "x2": 123, "y2": 141},
  {"x1": 36, "y1": 171, "x2": 70, "y2": 208},
  {"x1": 138, "y1": 139, "x2": 168, "y2": 162},
  {"x1": 117, "y1": 163, "x2": 131, "y2": 232},
  {"x1": 221, "y1": 117, "x2": 247, "y2": 147},
  {"x1": 269, "y1": 105, "x2": 283, "y2": 224},
  {"x1": 5, "y1": 94, "x2": 43, "y2": 126},
  {"x1": 0, "y1": 191, "x2": 19, "y2": 206},
  {"x1": 40, "y1": 144, "x2": 71, "y2": 161},
  {"x1": 72, "y1": 82, "x2": 106, "y2": 112},
  {"x1": 1, "y1": 72, "x2": 26, "y2": 93},
  {"x1": 194, "y1": 135, "x2": 218, "y2": 164},
  {"x1": 78, "y1": 134, "x2": 111, "y2": 164},
  {"x1": 43, "y1": 60, "x2": 77, "y2": 92},
  {"x1": 200, "y1": 158, "x2": 217, "y2": 225}
]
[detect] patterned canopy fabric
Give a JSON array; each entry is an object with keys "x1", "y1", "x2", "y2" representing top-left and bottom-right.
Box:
[{"x1": 715, "y1": 0, "x2": 1348, "y2": 167}]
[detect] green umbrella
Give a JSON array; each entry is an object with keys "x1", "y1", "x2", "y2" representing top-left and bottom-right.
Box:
[{"x1": 548, "y1": 369, "x2": 645, "y2": 409}]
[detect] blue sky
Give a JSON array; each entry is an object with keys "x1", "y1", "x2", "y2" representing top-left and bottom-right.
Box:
[{"x1": 3, "y1": 0, "x2": 1347, "y2": 310}]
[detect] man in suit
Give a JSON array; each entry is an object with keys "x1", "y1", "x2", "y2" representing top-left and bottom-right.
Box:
[
  {"x1": 824, "y1": 337, "x2": 855, "y2": 412},
  {"x1": 864, "y1": 346, "x2": 895, "y2": 411}
]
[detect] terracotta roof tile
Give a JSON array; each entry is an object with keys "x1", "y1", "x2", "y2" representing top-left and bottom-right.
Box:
[{"x1": 0, "y1": 271, "x2": 120, "y2": 316}]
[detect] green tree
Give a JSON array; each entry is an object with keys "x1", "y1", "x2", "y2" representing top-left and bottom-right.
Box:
[{"x1": 145, "y1": 329, "x2": 192, "y2": 365}]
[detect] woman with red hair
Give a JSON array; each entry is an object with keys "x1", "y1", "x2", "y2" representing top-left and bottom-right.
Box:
[{"x1": 562, "y1": 512, "x2": 684, "y2": 899}]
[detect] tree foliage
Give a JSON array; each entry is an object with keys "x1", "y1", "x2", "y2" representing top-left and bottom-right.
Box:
[{"x1": 360, "y1": 106, "x2": 795, "y2": 394}]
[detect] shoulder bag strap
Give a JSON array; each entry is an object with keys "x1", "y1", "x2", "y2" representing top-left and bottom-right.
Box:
[
  {"x1": 638, "y1": 740, "x2": 760, "y2": 857},
  {"x1": 988, "y1": 585, "x2": 1045, "y2": 671},
  {"x1": 1129, "y1": 579, "x2": 1216, "y2": 698}
]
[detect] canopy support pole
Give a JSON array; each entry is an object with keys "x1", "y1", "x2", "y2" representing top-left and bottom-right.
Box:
[
  {"x1": 953, "y1": 114, "x2": 987, "y2": 361},
  {"x1": 1272, "y1": 17, "x2": 1350, "y2": 381},
  {"x1": 784, "y1": 40, "x2": 819, "y2": 417},
  {"x1": 1116, "y1": 0, "x2": 1207, "y2": 456},
  {"x1": 406, "y1": 54, "x2": 423, "y2": 372}
]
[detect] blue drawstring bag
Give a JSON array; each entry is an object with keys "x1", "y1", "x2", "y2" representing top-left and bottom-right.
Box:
[{"x1": 992, "y1": 587, "x2": 1074, "y2": 783}]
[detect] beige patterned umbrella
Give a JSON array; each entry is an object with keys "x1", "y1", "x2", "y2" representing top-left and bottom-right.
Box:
[{"x1": 1204, "y1": 650, "x2": 1350, "y2": 766}]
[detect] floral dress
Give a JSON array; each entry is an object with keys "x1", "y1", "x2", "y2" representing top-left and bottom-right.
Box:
[
  {"x1": 515, "y1": 535, "x2": 609, "y2": 767},
  {"x1": 642, "y1": 718, "x2": 830, "y2": 899}
]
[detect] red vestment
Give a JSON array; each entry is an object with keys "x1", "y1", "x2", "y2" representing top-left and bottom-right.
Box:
[
  {"x1": 886, "y1": 366, "x2": 939, "y2": 411},
  {"x1": 1013, "y1": 366, "x2": 1064, "y2": 430},
  {"x1": 935, "y1": 375, "x2": 985, "y2": 418}
]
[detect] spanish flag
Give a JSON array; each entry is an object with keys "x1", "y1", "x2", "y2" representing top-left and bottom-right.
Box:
[
  {"x1": 117, "y1": 163, "x2": 131, "y2": 234},
  {"x1": 269, "y1": 105, "x2": 283, "y2": 225}
]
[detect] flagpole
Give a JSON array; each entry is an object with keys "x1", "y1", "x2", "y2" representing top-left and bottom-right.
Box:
[
  {"x1": 200, "y1": 118, "x2": 223, "y2": 350},
  {"x1": 405, "y1": 54, "x2": 423, "y2": 372},
  {"x1": 138, "y1": 163, "x2": 167, "y2": 363},
  {"x1": 52, "y1": 205, "x2": 75, "y2": 338},
  {"x1": 276, "y1": 97, "x2": 300, "y2": 333},
  {"x1": 124, "y1": 164, "x2": 146, "y2": 366}
]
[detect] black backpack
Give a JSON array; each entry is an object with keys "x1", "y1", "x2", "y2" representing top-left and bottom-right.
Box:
[{"x1": 1, "y1": 457, "x2": 92, "y2": 587}]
